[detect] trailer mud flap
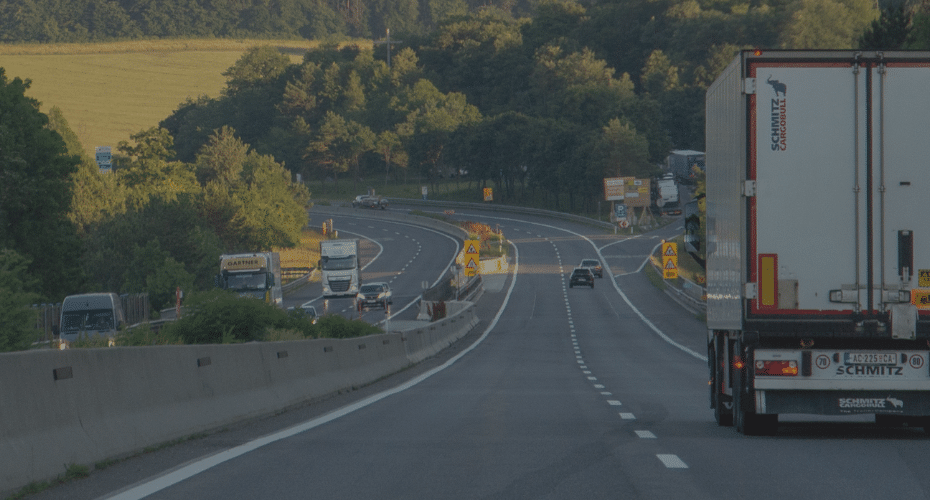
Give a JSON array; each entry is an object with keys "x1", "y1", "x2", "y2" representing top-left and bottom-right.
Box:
[{"x1": 760, "y1": 390, "x2": 930, "y2": 416}]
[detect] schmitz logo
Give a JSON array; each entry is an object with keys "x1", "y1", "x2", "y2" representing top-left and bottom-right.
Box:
[
  {"x1": 767, "y1": 75, "x2": 787, "y2": 151},
  {"x1": 838, "y1": 397, "x2": 904, "y2": 409},
  {"x1": 836, "y1": 365, "x2": 904, "y2": 376}
]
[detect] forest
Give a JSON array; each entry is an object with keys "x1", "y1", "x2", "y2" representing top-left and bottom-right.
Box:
[{"x1": 1, "y1": 0, "x2": 927, "y2": 350}]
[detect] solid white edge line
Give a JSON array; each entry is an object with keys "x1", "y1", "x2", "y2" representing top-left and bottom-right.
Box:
[
  {"x1": 453, "y1": 212, "x2": 707, "y2": 363},
  {"x1": 101, "y1": 243, "x2": 520, "y2": 500}
]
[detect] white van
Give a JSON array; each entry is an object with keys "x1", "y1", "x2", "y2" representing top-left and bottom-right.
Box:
[{"x1": 59, "y1": 293, "x2": 125, "y2": 345}]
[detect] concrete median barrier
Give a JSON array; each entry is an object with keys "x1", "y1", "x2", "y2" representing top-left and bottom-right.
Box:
[
  {"x1": 0, "y1": 204, "x2": 493, "y2": 495},
  {"x1": 0, "y1": 303, "x2": 478, "y2": 495}
]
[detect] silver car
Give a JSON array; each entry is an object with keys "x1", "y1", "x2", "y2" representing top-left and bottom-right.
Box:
[{"x1": 356, "y1": 282, "x2": 393, "y2": 310}]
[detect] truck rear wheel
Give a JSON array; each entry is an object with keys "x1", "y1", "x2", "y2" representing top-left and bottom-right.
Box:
[
  {"x1": 710, "y1": 340, "x2": 732, "y2": 427},
  {"x1": 733, "y1": 340, "x2": 777, "y2": 436}
]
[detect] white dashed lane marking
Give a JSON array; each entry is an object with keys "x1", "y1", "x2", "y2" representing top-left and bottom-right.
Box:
[
  {"x1": 554, "y1": 235, "x2": 686, "y2": 473},
  {"x1": 657, "y1": 454, "x2": 688, "y2": 469}
]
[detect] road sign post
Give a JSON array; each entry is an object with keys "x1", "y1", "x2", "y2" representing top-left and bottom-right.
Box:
[
  {"x1": 464, "y1": 239, "x2": 480, "y2": 277},
  {"x1": 661, "y1": 241, "x2": 678, "y2": 280}
]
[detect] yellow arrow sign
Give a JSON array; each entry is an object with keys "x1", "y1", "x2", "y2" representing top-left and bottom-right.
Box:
[{"x1": 464, "y1": 256, "x2": 479, "y2": 276}]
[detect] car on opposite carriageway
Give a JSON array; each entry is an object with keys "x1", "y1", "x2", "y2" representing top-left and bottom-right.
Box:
[
  {"x1": 356, "y1": 282, "x2": 393, "y2": 310},
  {"x1": 352, "y1": 195, "x2": 389, "y2": 210}
]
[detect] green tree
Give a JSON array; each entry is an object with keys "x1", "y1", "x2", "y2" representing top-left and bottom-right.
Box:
[
  {"x1": 122, "y1": 239, "x2": 196, "y2": 310},
  {"x1": 0, "y1": 248, "x2": 40, "y2": 351},
  {"x1": 374, "y1": 129, "x2": 407, "y2": 184},
  {"x1": 45, "y1": 106, "x2": 127, "y2": 232},
  {"x1": 233, "y1": 150, "x2": 310, "y2": 248},
  {"x1": 781, "y1": 0, "x2": 878, "y2": 49},
  {"x1": 117, "y1": 129, "x2": 199, "y2": 210},
  {"x1": 197, "y1": 127, "x2": 309, "y2": 250},
  {"x1": 400, "y1": 79, "x2": 481, "y2": 185},
  {"x1": 0, "y1": 69, "x2": 83, "y2": 299},
  {"x1": 587, "y1": 117, "x2": 653, "y2": 180},
  {"x1": 640, "y1": 50, "x2": 679, "y2": 95},
  {"x1": 82, "y1": 196, "x2": 223, "y2": 296},
  {"x1": 302, "y1": 111, "x2": 375, "y2": 189},
  {"x1": 223, "y1": 45, "x2": 292, "y2": 96},
  {"x1": 859, "y1": 2, "x2": 911, "y2": 49},
  {"x1": 70, "y1": 159, "x2": 126, "y2": 233}
]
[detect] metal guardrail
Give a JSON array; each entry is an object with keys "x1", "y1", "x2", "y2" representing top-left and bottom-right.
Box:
[{"x1": 383, "y1": 198, "x2": 619, "y2": 231}]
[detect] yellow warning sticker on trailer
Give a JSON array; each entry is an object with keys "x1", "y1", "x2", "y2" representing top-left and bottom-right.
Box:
[
  {"x1": 919, "y1": 269, "x2": 930, "y2": 288},
  {"x1": 914, "y1": 289, "x2": 930, "y2": 309}
]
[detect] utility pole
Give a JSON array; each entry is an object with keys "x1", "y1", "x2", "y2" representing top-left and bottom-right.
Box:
[{"x1": 375, "y1": 28, "x2": 402, "y2": 68}]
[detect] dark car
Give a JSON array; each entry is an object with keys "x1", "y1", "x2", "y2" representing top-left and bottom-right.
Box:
[
  {"x1": 356, "y1": 282, "x2": 393, "y2": 310},
  {"x1": 352, "y1": 195, "x2": 388, "y2": 210},
  {"x1": 569, "y1": 268, "x2": 595, "y2": 288},
  {"x1": 579, "y1": 258, "x2": 603, "y2": 278}
]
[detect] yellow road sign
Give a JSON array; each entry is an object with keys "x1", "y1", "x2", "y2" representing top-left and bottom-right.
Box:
[
  {"x1": 464, "y1": 239, "x2": 480, "y2": 276},
  {"x1": 661, "y1": 241, "x2": 678, "y2": 280},
  {"x1": 663, "y1": 259, "x2": 679, "y2": 279},
  {"x1": 483, "y1": 188, "x2": 493, "y2": 201},
  {"x1": 662, "y1": 242, "x2": 678, "y2": 258}
]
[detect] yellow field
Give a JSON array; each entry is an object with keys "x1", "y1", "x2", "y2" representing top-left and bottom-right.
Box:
[{"x1": 0, "y1": 39, "x2": 333, "y2": 158}]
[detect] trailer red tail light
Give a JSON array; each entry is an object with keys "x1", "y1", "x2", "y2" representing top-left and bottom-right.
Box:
[{"x1": 755, "y1": 360, "x2": 798, "y2": 376}]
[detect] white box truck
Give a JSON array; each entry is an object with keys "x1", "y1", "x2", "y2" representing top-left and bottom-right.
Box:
[
  {"x1": 319, "y1": 239, "x2": 360, "y2": 298},
  {"x1": 705, "y1": 50, "x2": 930, "y2": 435}
]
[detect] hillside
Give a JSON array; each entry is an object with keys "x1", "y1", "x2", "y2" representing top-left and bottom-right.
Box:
[{"x1": 0, "y1": 39, "x2": 316, "y2": 158}]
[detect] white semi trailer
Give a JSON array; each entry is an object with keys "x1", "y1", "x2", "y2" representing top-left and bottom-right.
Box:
[
  {"x1": 319, "y1": 239, "x2": 360, "y2": 298},
  {"x1": 705, "y1": 50, "x2": 930, "y2": 435}
]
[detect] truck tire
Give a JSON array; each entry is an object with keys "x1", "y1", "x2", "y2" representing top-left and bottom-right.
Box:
[
  {"x1": 733, "y1": 339, "x2": 777, "y2": 436},
  {"x1": 711, "y1": 339, "x2": 733, "y2": 427}
]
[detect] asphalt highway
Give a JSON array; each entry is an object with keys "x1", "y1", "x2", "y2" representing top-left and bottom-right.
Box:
[{"x1": 29, "y1": 208, "x2": 930, "y2": 500}]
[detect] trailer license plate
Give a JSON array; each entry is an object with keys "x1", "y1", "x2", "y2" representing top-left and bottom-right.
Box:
[{"x1": 844, "y1": 353, "x2": 898, "y2": 365}]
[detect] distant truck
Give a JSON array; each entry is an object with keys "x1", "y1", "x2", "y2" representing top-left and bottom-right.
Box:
[
  {"x1": 705, "y1": 50, "x2": 930, "y2": 435},
  {"x1": 217, "y1": 252, "x2": 283, "y2": 308},
  {"x1": 653, "y1": 174, "x2": 681, "y2": 215},
  {"x1": 59, "y1": 292, "x2": 125, "y2": 345},
  {"x1": 319, "y1": 239, "x2": 361, "y2": 298},
  {"x1": 666, "y1": 149, "x2": 705, "y2": 185}
]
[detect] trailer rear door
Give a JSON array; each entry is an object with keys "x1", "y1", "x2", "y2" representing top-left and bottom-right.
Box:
[{"x1": 748, "y1": 54, "x2": 929, "y2": 320}]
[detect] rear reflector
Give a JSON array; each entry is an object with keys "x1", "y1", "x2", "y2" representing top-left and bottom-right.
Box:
[{"x1": 755, "y1": 359, "x2": 798, "y2": 376}]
